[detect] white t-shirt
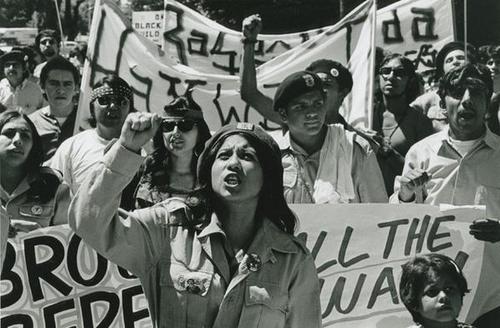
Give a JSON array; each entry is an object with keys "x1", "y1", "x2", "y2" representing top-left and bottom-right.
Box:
[{"x1": 50, "y1": 129, "x2": 110, "y2": 195}]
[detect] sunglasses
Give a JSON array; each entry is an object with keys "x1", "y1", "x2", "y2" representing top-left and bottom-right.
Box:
[
  {"x1": 447, "y1": 85, "x2": 486, "y2": 100},
  {"x1": 379, "y1": 67, "x2": 406, "y2": 78},
  {"x1": 161, "y1": 120, "x2": 196, "y2": 132},
  {"x1": 96, "y1": 95, "x2": 129, "y2": 107}
]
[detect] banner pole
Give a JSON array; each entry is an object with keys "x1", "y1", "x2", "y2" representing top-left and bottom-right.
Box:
[
  {"x1": 367, "y1": 0, "x2": 377, "y2": 130},
  {"x1": 53, "y1": 0, "x2": 65, "y2": 47},
  {"x1": 464, "y1": 0, "x2": 467, "y2": 61}
]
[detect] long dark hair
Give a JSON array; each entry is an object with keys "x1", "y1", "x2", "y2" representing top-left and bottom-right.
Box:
[
  {"x1": 196, "y1": 129, "x2": 297, "y2": 234},
  {"x1": 376, "y1": 53, "x2": 421, "y2": 105},
  {"x1": 0, "y1": 111, "x2": 44, "y2": 173},
  {"x1": 143, "y1": 117, "x2": 211, "y2": 188}
]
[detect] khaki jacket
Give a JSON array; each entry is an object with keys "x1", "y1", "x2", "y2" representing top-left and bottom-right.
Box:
[
  {"x1": 0, "y1": 167, "x2": 70, "y2": 227},
  {"x1": 69, "y1": 143, "x2": 322, "y2": 328}
]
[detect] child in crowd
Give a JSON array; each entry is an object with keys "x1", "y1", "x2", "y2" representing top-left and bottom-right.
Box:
[{"x1": 399, "y1": 253, "x2": 474, "y2": 328}]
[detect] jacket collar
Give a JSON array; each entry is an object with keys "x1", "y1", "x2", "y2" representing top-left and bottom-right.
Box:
[
  {"x1": 197, "y1": 214, "x2": 298, "y2": 258},
  {"x1": 247, "y1": 219, "x2": 299, "y2": 265}
]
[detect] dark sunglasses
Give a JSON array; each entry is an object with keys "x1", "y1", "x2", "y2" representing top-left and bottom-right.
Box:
[
  {"x1": 447, "y1": 85, "x2": 486, "y2": 100},
  {"x1": 161, "y1": 120, "x2": 196, "y2": 132},
  {"x1": 96, "y1": 95, "x2": 129, "y2": 107},
  {"x1": 379, "y1": 67, "x2": 406, "y2": 78}
]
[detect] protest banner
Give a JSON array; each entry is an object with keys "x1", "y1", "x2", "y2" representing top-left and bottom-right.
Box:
[
  {"x1": 132, "y1": 11, "x2": 164, "y2": 45},
  {"x1": 1, "y1": 204, "x2": 499, "y2": 327},
  {"x1": 76, "y1": 0, "x2": 375, "y2": 132},
  {"x1": 162, "y1": 0, "x2": 454, "y2": 74}
]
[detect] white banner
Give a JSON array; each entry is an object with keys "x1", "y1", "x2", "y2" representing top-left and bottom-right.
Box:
[
  {"x1": 76, "y1": 0, "x2": 375, "y2": 132},
  {"x1": 162, "y1": 0, "x2": 454, "y2": 74},
  {"x1": 2, "y1": 205, "x2": 499, "y2": 327}
]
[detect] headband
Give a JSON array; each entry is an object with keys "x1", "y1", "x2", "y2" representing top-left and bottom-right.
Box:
[{"x1": 90, "y1": 85, "x2": 133, "y2": 103}]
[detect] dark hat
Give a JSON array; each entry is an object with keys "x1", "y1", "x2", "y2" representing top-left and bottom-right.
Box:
[
  {"x1": 306, "y1": 59, "x2": 353, "y2": 92},
  {"x1": 273, "y1": 70, "x2": 325, "y2": 112},
  {"x1": 35, "y1": 29, "x2": 61, "y2": 48},
  {"x1": 435, "y1": 41, "x2": 477, "y2": 77},
  {"x1": 0, "y1": 49, "x2": 29, "y2": 66},
  {"x1": 163, "y1": 94, "x2": 204, "y2": 121},
  {"x1": 197, "y1": 122, "x2": 282, "y2": 182}
]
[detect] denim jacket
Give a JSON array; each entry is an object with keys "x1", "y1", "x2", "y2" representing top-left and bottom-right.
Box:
[{"x1": 69, "y1": 143, "x2": 322, "y2": 328}]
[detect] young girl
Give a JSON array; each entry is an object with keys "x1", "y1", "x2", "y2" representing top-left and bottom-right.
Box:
[{"x1": 399, "y1": 253, "x2": 474, "y2": 328}]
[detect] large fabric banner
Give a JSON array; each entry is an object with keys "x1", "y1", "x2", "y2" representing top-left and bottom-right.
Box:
[
  {"x1": 163, "y1": 0, "x2": 454, "y2": 74},
  {"x1": 76, "y1": 0, "x2": 453, "y2": 133},
  {"x1": 2, "y1": 204, "x2": 499, "y2": 327},
  {"x1": 76, "y1": 0, "x2": 375, "y2": 132}
]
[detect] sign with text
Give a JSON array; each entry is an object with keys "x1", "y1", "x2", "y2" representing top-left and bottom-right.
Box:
[
  {"x1": 2, "y1": 204, "x2": 499, "y2": 327},
  {"x1": 132, "y1": 11, "x2": 164, "y2": 45},
  {"x1": 163, "y1": 0, "x2": 454, "y2": 74},
  {"x1": 76, "y1": 0, "x2": 375, "y2": 132}
]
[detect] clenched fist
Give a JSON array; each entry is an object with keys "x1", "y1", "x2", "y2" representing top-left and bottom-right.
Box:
[{"x1": 118, "y1": 112, "x2": 162, "y2": 153}]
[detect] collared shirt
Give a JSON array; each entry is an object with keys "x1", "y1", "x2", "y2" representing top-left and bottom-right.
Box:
[
  {"x1": 278, "y1": 125, "x2": 388, "y2": 204},
  {"x1": 0, "y1": 78, "x2": 45, "y2": 114},
  {"x1": 0, "y1": 168, "x2": 70, "y2": 227},
  {"x1": 390, "y1": 127, "x2": 500, "y2": 218},
  {"x1": 69, "y1": 143, "x2": 322, "y2": 328},
  {"x1": 29, "y1": 105, "x2": 77, "y2": 161}
]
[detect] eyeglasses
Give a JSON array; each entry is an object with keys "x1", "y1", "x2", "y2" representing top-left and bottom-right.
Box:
[
  {"x1": 40, "y1": 39, "x2": 57, "y2": 46},
  {"x1": 96, "y1": 95, "x2": 129, "y2": 107},
  {"x1": 379, "y1": 67, "x2": 406, "y2": 78},
  {"x1": 161, "y1": 120, "x2": 196, "y2": 132}
]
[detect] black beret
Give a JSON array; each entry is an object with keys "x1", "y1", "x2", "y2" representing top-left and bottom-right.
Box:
[
  {"x1": 272, "y1": 71, "x2": 325, "y2": 112},
  {"x1": 306, "y1": 59, "x2": 353, "y2": 92},
  {"x1": 435, "y1": 41, "x2": 477, "y2": 77},
  {"x1": 163, "y1": 96, "x2": 204, "y2": 121}
]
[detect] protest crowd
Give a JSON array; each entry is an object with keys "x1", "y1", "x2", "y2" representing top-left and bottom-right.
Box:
[{"x1": 1, "y1": 0, "x2": 500, "y2": 327}]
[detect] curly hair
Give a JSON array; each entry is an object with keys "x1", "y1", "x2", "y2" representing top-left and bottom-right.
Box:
[
  {"x1": 437, "y1": 63, "x2": 493, "y2": 108},
  {"x1": 399, "y1": 253, "x2": 469, "y2": 324}
]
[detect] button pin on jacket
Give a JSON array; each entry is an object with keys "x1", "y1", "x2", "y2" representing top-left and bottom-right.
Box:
[
  {"x1": 31, "y1": 205, "x2": 43, "y2": 215},
  {"x1": 246, "y1": 253, "x2": 262, "y2": 272}
]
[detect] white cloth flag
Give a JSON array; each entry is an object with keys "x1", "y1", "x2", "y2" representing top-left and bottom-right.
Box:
[
  {"x1": 76, "y1": 0, "x2": 453, "y2": 132},
  {"x1": 76, "y1": 0, "x2": 376, "y2": 131}
]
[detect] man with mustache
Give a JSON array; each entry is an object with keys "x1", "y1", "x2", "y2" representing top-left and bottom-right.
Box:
[
  {"x1": 29, "y1": 56, "x2": 79, "y2": 161},
  {"x1": 0, "y1": 49, "x2": 45, "y2": 114},
  {"x1": 391, "y1": 63, "x2": 500, "y2": 242},
  {"x1": 50, "y1": 74, "x2": 137, "y2": 209},
  {"x1": 274, "y1": 71, "x2": 387, "y2": 204},
  {"x1": 33, "y1": 30, "x2": 61, "y2": 79}
]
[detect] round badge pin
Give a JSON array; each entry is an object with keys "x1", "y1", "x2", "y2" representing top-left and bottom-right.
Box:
[
  {"x1": 330, "y1": 68, "x2": 339, "y2": 77},
  {"x1": 246, "y1": 253, "x2": 262, "y2": 272},
  {"x1": 31, "y1": 205, "x2": 43, "y2": 215}
]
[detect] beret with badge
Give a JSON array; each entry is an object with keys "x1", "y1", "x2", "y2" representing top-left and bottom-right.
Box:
[{"x1": 272, "y1": 70, "x2": 325, "y2": 112}]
